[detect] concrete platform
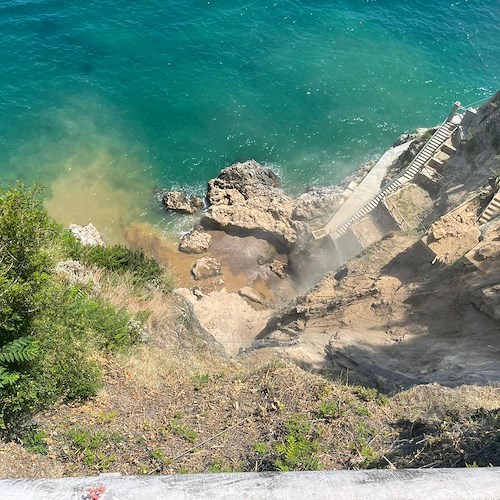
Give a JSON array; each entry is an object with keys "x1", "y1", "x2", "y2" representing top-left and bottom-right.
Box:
[
  {"x1": 1, "y1": 468, "x2": 499, "y2": 499},
  {"x1": 321, "y1": 140, "x2": 413, "y2": 235}
]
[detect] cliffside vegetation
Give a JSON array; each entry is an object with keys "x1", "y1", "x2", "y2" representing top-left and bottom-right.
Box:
[
  {"x1": 0, "y1": 183, "x2": 498, "y2": 478},
  {"x1": 0, "y1": 183, "x2": 171, "y2": 435}
]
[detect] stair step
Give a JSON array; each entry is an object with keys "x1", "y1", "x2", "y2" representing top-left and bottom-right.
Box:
[
  {"x1": 429, "y1": 158, "x2": 444, "y2": 169},
  {"x1": 441, "y1": 144, "x2": 457, "y2": 155}
]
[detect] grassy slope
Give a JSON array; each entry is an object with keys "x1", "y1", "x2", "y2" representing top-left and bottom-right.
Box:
[{"x1": 0, "y1": 185, "x2": 498, "y2": 477}]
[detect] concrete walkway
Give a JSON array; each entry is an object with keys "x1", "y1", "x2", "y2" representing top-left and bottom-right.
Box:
[
  {"x1": 1, "y1": 469, "x2": 499, "y2": 499},
  {"x1": 316, "y1": 140, "x2": 412, "y2": 238}
]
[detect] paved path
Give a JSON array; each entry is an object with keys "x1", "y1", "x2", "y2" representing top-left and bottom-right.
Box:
[
  {"x1": 314, "y1": 120, "x2": 459, "y2": 240},
  {"x1": 314, "y1": 140, "x2": 412, "y2": 238}
]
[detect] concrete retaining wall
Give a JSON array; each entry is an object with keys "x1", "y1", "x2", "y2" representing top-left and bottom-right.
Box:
[{"x1": 1, "y1": 468, "x2": 499, "y2": 499}]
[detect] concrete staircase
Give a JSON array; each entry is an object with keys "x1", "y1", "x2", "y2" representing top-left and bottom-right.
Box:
[
  {"x1": 479, "y1": 190, "x2": 500, "y2": 224},
  {"x1": 329, "y1": 120, "x2": 459, "y2": 239}
]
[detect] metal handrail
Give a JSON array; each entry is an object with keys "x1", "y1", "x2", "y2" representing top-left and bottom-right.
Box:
[{"x1": 331, "y1": 119, "x2": 457, "y2": 237}]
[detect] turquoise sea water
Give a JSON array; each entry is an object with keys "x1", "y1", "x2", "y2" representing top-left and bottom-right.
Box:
[{"x1": 0, "y1": 0, "x2": 498, "y2": 240}]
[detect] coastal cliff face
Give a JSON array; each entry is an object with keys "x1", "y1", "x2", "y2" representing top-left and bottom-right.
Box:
[
  {"x1": 2, "y1": 94, "x2": 500, "y2": 479},
  {"x1": 249, "y1": 91, "x2": 500, "y2": 390}
]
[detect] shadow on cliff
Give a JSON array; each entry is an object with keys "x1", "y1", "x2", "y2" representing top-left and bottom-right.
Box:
[{"x1": 323, "y1": 239, "x2": 500, "y2": 393}]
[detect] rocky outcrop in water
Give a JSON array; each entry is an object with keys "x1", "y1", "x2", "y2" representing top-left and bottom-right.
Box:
[
  {"x1": 201, "y1": 160, "x2": 302, "y2": 248},
  {"x1": 69, "y1": 223, "x2": 104, "y2": 246},
  {"x1": 163, "y1": 191, "x2": 204, "y2": 214}
]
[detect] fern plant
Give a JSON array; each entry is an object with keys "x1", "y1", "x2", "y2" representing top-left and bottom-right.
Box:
[
  {"x1": 0, "y1": 336, "x2": 38, "y2": 388},
  {"x1": 0, "y1": 366, "x2": 19, "y2": 389},
  {"x1": 0, "y1": 336, "x2": 38, "y2": 364}
]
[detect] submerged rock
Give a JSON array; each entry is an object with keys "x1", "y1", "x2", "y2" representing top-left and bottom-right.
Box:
[
  {"x1": 179, "y1": 230, "x2": 212, "y2": 254},
  {"x1": 69, "y1": 223, "x2": 104, "y2": 246},
  {"x1": 202, "y1": 160, "x2": 301, "y2": 248},
  {"x1": 163, "y1": 191, "x2": 203, "y2": 214},
  {"x1": 191, "y1": 257, "x2": 222, "y2": 280}
]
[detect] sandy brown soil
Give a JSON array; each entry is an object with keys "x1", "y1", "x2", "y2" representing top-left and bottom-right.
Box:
[
  {"x1": 177, "y1": 288, "x2": 273, "y2": 356},
  {"x1": 258, "y1": 223, "x2": 500, "y2": 389}
]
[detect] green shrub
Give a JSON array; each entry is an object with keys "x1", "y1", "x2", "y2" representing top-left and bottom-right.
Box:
[
  {"x1": 0, "y1": 184, "x2": 144, "y2": 434},
  {"x1": 352, "y1": 386, "x2": 389, "y2": 405},
  {"x1": 64, "y1": 426, "x2": 120, "y2": 471},
  {"x1": 22, "y1": 426, "x2": 48, "y2": 455},
  {"x1": 82, "y1": 244, "x2": 172, "y2": 291},
  {"x1": 170, "y1": 418, "x2": 197, "y2": 443},
  {"x1": 59, "y1": 231, "x2": 173, "y2": 292},
  {"x1": 250, "y1": 414, "x2": 320, "y2": 472},
  {"x1": 317, "y1": 401, "x2": 344, "y2": 421}
]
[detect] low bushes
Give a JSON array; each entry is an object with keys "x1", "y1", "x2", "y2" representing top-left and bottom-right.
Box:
[
  {"x1": 60, "y1": 232, "x2": 173, "y2": 292},
  {"x1": 0, "y1": 184, "x2": 164, "y2": 434}
]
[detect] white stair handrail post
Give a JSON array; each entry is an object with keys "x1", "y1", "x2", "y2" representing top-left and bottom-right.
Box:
[{"x1": 447, "y1": 101, "x2": 461, "y2": 122}]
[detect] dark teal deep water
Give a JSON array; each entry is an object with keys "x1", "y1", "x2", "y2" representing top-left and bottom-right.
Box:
[{"x1": 0, "y1": 0, "x2": 498, "y2": 238}]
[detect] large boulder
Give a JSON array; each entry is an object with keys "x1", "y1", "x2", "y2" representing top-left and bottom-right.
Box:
[
  {"x1": 179, "y1": 230, "x2": 212, "y2": 254},
  {"x1": 202, "y1": 161, "x2": 300, "y2": 248},
  {"x1": 69, "y1": 223, "x2": 104, "y2": 246},
  {"x1": 163, "y1": 191, "x2": 203, "y2": 214},
  {"x1": 475, "y1": 243, "x2": 499, "y2": 261},
  {"x1": 191, "y1": 257, "x2": 222, "y2": 280},
  {"x1": 292, "y1": 186, "x2": 344, "y2": 223}
]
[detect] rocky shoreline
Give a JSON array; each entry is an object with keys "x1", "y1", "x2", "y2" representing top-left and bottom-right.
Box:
[
  {"x1": 160, "y1": 138, "x2": 416, "y2": 293},
  {"x1": 156, "y1": 145, "x2": 417, "y2": 354}
]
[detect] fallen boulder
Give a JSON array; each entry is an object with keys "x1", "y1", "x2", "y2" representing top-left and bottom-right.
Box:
[
  {"x1": 179, "y1": 230, "x2": 212, "y2": 254},
  {"x1": 239, "y1": 286, "x2": 266, "y2": 305},
  {"x1": 191, "y1": 257, "x2": 222, "y2": 280}
]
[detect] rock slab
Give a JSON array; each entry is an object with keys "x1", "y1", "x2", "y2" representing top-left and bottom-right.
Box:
[
  {"x1": 163, "y1": 191, "x2": 203, "y2": 214},
  {"x1": 239, "y1": 286, "x2": 266, "y2": 304}
]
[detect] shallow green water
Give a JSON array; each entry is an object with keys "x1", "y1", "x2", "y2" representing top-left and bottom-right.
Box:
[{"x1": 0, "y1": 0, "x2": 498, "y2": 239}]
